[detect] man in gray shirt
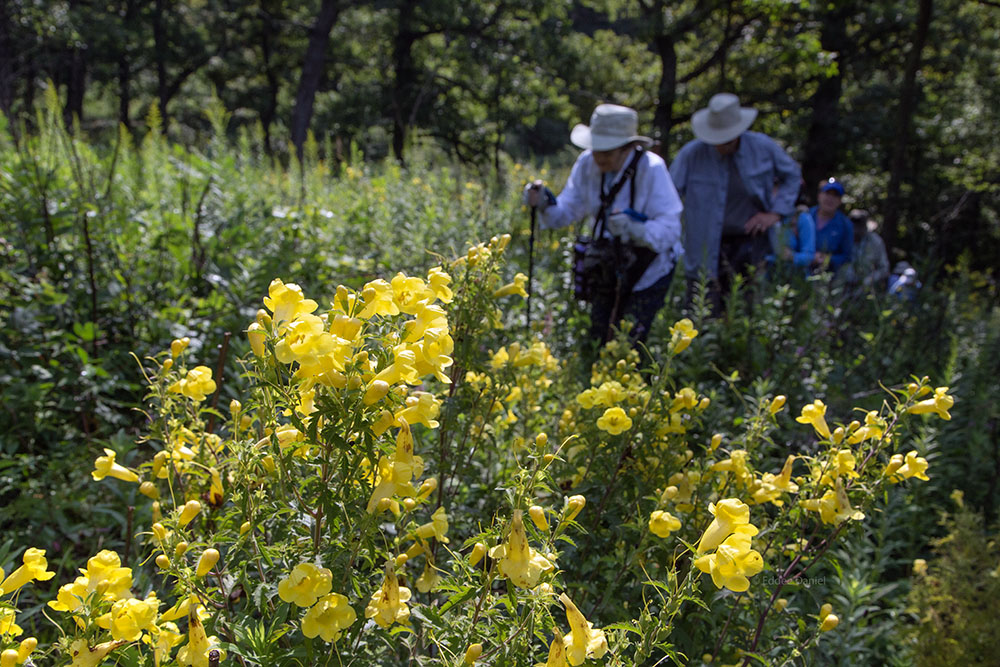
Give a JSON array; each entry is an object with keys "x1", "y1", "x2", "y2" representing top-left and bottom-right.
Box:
[{"x1": 670, "y1": 93, "x2": 801, "y2": 313}]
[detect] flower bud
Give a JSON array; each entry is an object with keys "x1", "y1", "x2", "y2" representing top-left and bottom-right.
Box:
[
  {"x1": 175, "y1": 542, "x2": 188, "y2": 557},
  {"x1": 364, "y1": 380, "x2": 391, "y2": 405},
  {"x1": 563, "y1": 495, "x2": 586, "y2": 523},
  {"x1": 820, "y1": 614, "x2": 839, "y2": 632},
  {"x1": 256, "y1": 309, "x2": 271, "y2": 328},
  {"x1": 698, "y1": 397, "x2": 711, "y2": 410},
  {"x1": 178, "y1": 500, "x2": 202, "y2": 527},
  {"x1": 2, "y1": 650, "x2": 19, "y2": 667},
  {"x1": 469, "y1": 542, "x2": 486, "y2": 567},
  {"x1": 152, "y1": 501, "x2": 162, "y2": 522},
  {"x1": 528, "y1": 506, "x2": 549, "y2": 531},
  {"x1": 832, "y1": 427, "x2": 845, "y2": 444},
  {"x1": 403, "y1": 498, "x2": 417, "y2": 511},
  {"x1": 417, "y1": 478, "x2": 438, "y2": 500},
  {"x1": 229, "y1": 399, "x2": 242, "y2": 416},
  {"x1": 535, "y1": 432, "x2": 548, "y2": 449},
  {"x1": 162, "y1": 358, "x2": 173, "y2": 371},
  {"x1": 140, "y1": 481, "x2": 159, "y2": 499},
  {"x1": 240, "y1": 522, "x2": 251, "y2": 536},
  {"x1": 170, "y1": 337, "x2": 189, "y2": 359},
  {"x1": 709, "y1": 434, "x2": 723, "y2": 452},
  {"x1": 196, "y1": 548, "x2": 220, "y2": 577},
  {"x1": 156, "y1": 554, "x2": 170, "y2": 569},
  {"x1": 819, "y1": 603, "x2": 833, "y2": 619},
  {"x1": 770, "y1": 395, "x2": 787, "y2": 414},
  {"x1": 261, "y1": 454, "x2": 276, "y2": 474},
  {"x1": 247, "y1": 322, "x2": 266, "y2": 356},
  {"x1": 464, "y1": 643, "x2": 483, "y2": 664},
  {"x1": 774, "y1": 598, "x2": 788, "y2": 612},
  {"x1": 376, "y1": 497, "x2": 392, "y2": 513},
  {"x1": 152, "y1": 522, "x2": 167, "y2": 541}
]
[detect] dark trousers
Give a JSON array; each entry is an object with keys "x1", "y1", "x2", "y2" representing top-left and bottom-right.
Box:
[
  {"x1": 589, "y1": 270, "x2": 674, "y2": 345},
  {"x1": 685, "y1": 233, "x2": 770, "y2": 316}
]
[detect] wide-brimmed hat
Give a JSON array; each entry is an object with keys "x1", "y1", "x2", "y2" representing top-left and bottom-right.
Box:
[
  {"x1": 570, "y1": 104, "x2": 652, "y2": 151},
  {"x1": 691, "y1": 93, "x2": 757, "y2": 145}
]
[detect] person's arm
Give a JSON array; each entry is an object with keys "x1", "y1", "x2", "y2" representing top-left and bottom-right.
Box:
[
  {"x1": 767, "y1": 138, "x2": 802, "y2": 218},
  {"x1": 538, "y1": 153, "x2": 592, "y2": 230},
  {"x1": 629, "y1": 156, "x2": 683, "y2": 253},
  {"x1": 792, "y1": 212, "x2": 816, "y2": 267}
]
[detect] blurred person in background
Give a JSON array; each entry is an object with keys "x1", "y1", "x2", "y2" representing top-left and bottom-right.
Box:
[
  {"x1": 845, "y1": 208, "x2": 890, "y2": 291},
  {"x1": 808, "y1": 178, "x2": 853, "y2": 276}
]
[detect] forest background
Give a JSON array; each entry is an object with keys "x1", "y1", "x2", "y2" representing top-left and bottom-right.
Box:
[{"x1": 3, "y1": 0, "x2": 1000, "y2": 665}]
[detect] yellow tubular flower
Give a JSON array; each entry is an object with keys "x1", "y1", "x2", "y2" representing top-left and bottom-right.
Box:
[
  {"x1": 769, "y1": 395, "x2": 787, "y2": 414},
  {"x1": 563, "y1": 495, "x2": 586, "y2": 523},
  {"x1": 394, "y1": 391, "x2": 441, "y2": 429},
  {"x1": 596, "y1": 407, "x2": 632, "y2": 435},
  {"x1": 697, "y1": 498, "x2": 758, "y2": 553},
  {"x1": 167, "y1": 366, "x2": 217, "y2": 402},
  {"x1": 427, "y1": 266, "x2": 454, "y2": 304},
  {"x1": 669, "y1": 318, "x2": 699, "y2": 354},
  {"x1": 67, "y1": 639, "x2": 127, "y2": 667},
  {"x1": 363, "y1": 380, "x2": 391, "y2": 405},
  {"x1": 365, "y1": 563, "x2": 412, "y2": 629},
  {"x1": 150, "y1": 621, "x2": 184, "y2": 667},
  {"x1": 908, "y1": 386, "x2": 954, "y2": 420},
  {"x1": 176, "y1": 605, "x2": 226, "y2": 667},
  {"x1": 2, "y1": 649, "x2": 19, "y2": 667},
  {"x1": 358, "y1": 279, "x2": 399, "y2": 318},
  {"x1": 278, "y1": 563, "x2": 333, "y2": 607},
  {"x1": 895, "y1": 451, "x2": 930, "y2": 481},
  {"x1": 468, "y1": 543, "x2": 487, "y2": 567},
  {"x1": 560, "y1": 593, "x2": 608, "y2": 666},
  {"x1": 796, "y1": 400, "x2": 831, "y2": 439},
  {"x1": 415, "y1": 556, "x2": 442, "y2": 593},
  {"x1": 493, "y1": 273, "x2": 529, "y2": 298},
  {"x1": 390, "y1": 272, "x2": 433, "y2": 314},
  {"x1": 528, "y1": 506, "x2": 550, "y2": 532},
  {"x1": 195, "y1": 549, "x2": 220, "y2": 578},
  {"x1": 489, "y1": 511, "x2": 555, "y2": 589},
  {"x1": 108, "y1": 597, "x2": 158, "y2": 641},
  {"x1": 693, "y1": 532, "x2": 764, "y2": 592},
  {"x1": 649, "y1": 510, "x2": 681, "y2": 538},
  {"x1": 91, "y1": 448, "x2": 140, "y2": 483},
  {"x1": 301, "y1": 593, "x2": 356, "y2": 643},
  {"x1": 414, "y1": 507, "x2": 449, "y2": 542},
  {"x1": 540, "y1": 629, "x2": 567, "y2": 667},
  {"x1": 0, "y1": 547, "x2": 55, "y2": 595},
  {"x1": 263, "y1": 278, "x2": 318, "y2": 332}
]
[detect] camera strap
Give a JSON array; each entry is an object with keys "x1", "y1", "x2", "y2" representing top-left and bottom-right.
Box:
[{"x1": 592, "y1": 146, "x2": 644, "y2": 238}]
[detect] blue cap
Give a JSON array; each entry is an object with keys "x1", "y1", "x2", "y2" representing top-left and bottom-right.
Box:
[{"x1": 820, "y1": 178, "x2": 845, "y2": 196}]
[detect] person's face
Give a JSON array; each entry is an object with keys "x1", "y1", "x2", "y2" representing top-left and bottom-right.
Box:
[
  {"x1": 714, "y1": 137, "x2": 740, "y2": 156},
  {"x1": 817, "y1": 189, "x2": 842, "y2": 215},
  {"x1": 592, "y1": 144, "x2": 631, "y2": 173}
]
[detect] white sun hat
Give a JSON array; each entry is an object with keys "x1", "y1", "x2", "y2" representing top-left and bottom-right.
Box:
[
  {"x1": 691, "y1": 93, "x2": 758, "y2": 145},
  {"x1": 570, "y1": 104, "x2": 653, "y2": 151}
]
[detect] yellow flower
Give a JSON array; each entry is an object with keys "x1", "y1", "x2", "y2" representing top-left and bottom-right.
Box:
[
  {"x1": 468, "y1": 543, "x2": 487, "y2": 567},
  {"x1": 263, "y1": 278, "x2": 318, "y2": 332},
  {"x1": 832, "y1": 449, "x2": 859, "y2": 479},
  {"x1": 403, "y1": 303, "x2": 449, "y2": 343},
  {"x1": 148, "y1": 621, "x2": 184, "y2": 667},
  {"x1": 847, "y1": 411, "x2": 884, "y2": 444},
  {"x1": 427, "y1": 266, "x2": 454, "y2": 304},
  {"x1": 711, "y1": 450, "x2": 752, "y2": 486},
  {"x1": 90, "y1": 448, "x2": 140, "y2": 483},
  {"x1": 176, "y1": 605, "x2": 226, "y2": 667},
  {"x1": 908, "y1": 386, "x2": 954, "y2": 420},
  {"x1": 489, "y1": 510, "x2": 555, "y2": 589},
  {"x1": 769, "y1": 395, "x2": 787, "y2": 414},
  {"x1": 2, "y1": 649, "x2": 19, "y2": 667},
  {"x1": 409, "y1": 332, "x2": 455, "y2": 383},
  {"x1": 800, "y1": 478, "x2": 865, "y2": 525},
  {"x1": 649, "y1": 510, "x2": 681, "y2": 538},
  {"x1": 302, "y1": 593, "x2": 356, "y2": 642},
  {"x1": 913, "y1": 558, "x2": 928, "y2": 576},
  {"x1": 796, "y1": 400, "x2": 831, "y2": 438},
  {"x1": 493, "y1": 273, "x2": 529, "y2": 298},
  {"x1": 0, "y1": 609, "x2": 22, "y2": 639},
  {"x1": 0, "y1": 547, "x2": 55, "y2": 595},
  {"x1": 669, "y1": 318, "x2": 698, "y2": 354},
  {"x1": 528, "y1": 505, "x2": 549, "y2": 531},
  {"x1": 889, "y1": 450, "x2": 930, "y2": 482},
  {"x1": 537, "y1": 629, "x2": 566, "y2": 667},
  {"x1": 414, "y1": 507, "x2": 449, "y2": 542},
  {"x1": 563, "y1": 495, "x2": 586, "y2": 523},
  {"x1": 67, "y1": 639, "x2": 127, "y2": 667},
  {"x1": 697, "y1": 498, "x2": 758, "y2": 553},
  {"x1": 279, "y1": 563, "x2": 334, "y2": 607},
  {"x1": 366, "y1": 421, "x2": 425, "y2": 513},
  {"x1": 168, "y1": 366, "x2": 217, "y2": 402},
  {"x1": 763, "y1": 455, "x2": 799, "y2": 494},
  {"x1": 693, "y1": 531, "x2": 764, "y2": 592},
  {"x1": 596, "y1": 407, "x2": 632, "y2": 435},
  {"x1": 170, "y1": 337, "x2": 190, "y2": 359},
  {"x1": 560, "y1": 593, "x2": 608, "y2": 666},
  {"x1": 394, "y1": 391, "x2": 441, "y2": 429},
  {"x1": 415, "y1": 556, "x2": 442, "y2": 593},
  {"x1": 391, "y1": 272, "x2": 434, "y2": 314},
  {"x1": 365, "y1": 563, "x2": 412, "y2": 628},
  {"x1": 108, "y1": 597, "x2": 158, "y2": 641},
  {"x1": 178, "y1": 500, "x2": 202, "y2": 527}
]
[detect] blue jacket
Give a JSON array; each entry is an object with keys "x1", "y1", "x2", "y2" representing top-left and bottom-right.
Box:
[
  {"x1": 767, "y1": 211, "x2": 816, "y2": 271},
  {"x1": 670, "y1": 131, "x2": 801, "y2": 278},
  {"x1": 808, "y1": 207, "x2": 853, "y2": 272}
]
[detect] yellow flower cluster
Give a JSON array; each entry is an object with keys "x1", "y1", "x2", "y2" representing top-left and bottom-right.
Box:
[
  {"x1": 693, "y1": 499, "x2": 764, "y2": 593},
  {"x1": 278, "y1": 563, "x2": 355, "y2": 642}
]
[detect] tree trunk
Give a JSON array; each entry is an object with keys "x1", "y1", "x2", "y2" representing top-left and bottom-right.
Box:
[
  {"x1": 260, "y1": 10, "x2": 280, "y2": 154},
  {"x1": 153, "y1": 0, "x2": 169, "y2": 122},
  {"x1": 291, "y1": 0, "x2": 341, "y2": 160},
  {"x1": 64, "y1": 46, "x2": 86, "y2": 128},
  {"x1": 392, "y1": 0, "x2": 419, "y2": 165},
  {"x1": 117, "y1": 0, "x2": 136, "y2": 129},
  {"x1": 653, "y1": 31, "x2": 677, "y2": 157},
  {"x1": 801, "y1": 4, "x2": 850, "y2": 200},
  {"x1": 0, "y1": 0, "x2": 14, "y2": 116},
  {"x1": 883, "y1": 0, "x2": 933, "y2": 253}
]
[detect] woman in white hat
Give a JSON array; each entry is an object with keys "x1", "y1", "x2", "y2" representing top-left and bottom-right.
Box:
[
  {"x1": 523, "y1": 103, "x2": 684, "y2": 351},
  {"x1": 669, "y1": 93, "x2": 801, "y2": 313}
]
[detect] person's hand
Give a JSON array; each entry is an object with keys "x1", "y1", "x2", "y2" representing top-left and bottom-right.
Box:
[
  {"x1": 606, "y1": 213, "x2": 651, "y2": 248},
  {"x1": 744, "y1": 211, "x2": 781, "y2": 235},
  {"x1": 812, "y1": 251, "x2": 830, "y2": 269},
  {"x1": 605, "y1": 212, "x2": 631, "y2": 237},
  {"x1": 521, "y1": 180, "x2": 545, "y2": 207}
]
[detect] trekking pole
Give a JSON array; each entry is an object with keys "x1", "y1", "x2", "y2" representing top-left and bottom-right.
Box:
[{"x1": 527, "y1": 203, "x2": 537, "y2": 331}]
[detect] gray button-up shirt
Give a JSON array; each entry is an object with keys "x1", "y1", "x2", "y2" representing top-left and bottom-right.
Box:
[{"x1": 670, "y1": 131, "x2": 801, "y2": 278}]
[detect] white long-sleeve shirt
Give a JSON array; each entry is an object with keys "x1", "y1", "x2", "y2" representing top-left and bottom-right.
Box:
[{"x1": 540, "y1": 149, "x2": 684, "y2": 291}]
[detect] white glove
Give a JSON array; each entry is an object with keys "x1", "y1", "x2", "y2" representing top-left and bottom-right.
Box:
[
  {"x1": 605, "y1": 213, "x2": 653, "y2": 249},
  {"x1": 522, "y1": 180, "x2": 554, "y2": 209}
]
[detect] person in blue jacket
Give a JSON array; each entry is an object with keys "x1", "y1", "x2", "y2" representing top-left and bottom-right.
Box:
[
  {"x1": 767, "y1": 206, "x2": 815, "y2": 277},
  {"x1": 808, "y1": 178, "x2": 853, "y2": 275}
]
